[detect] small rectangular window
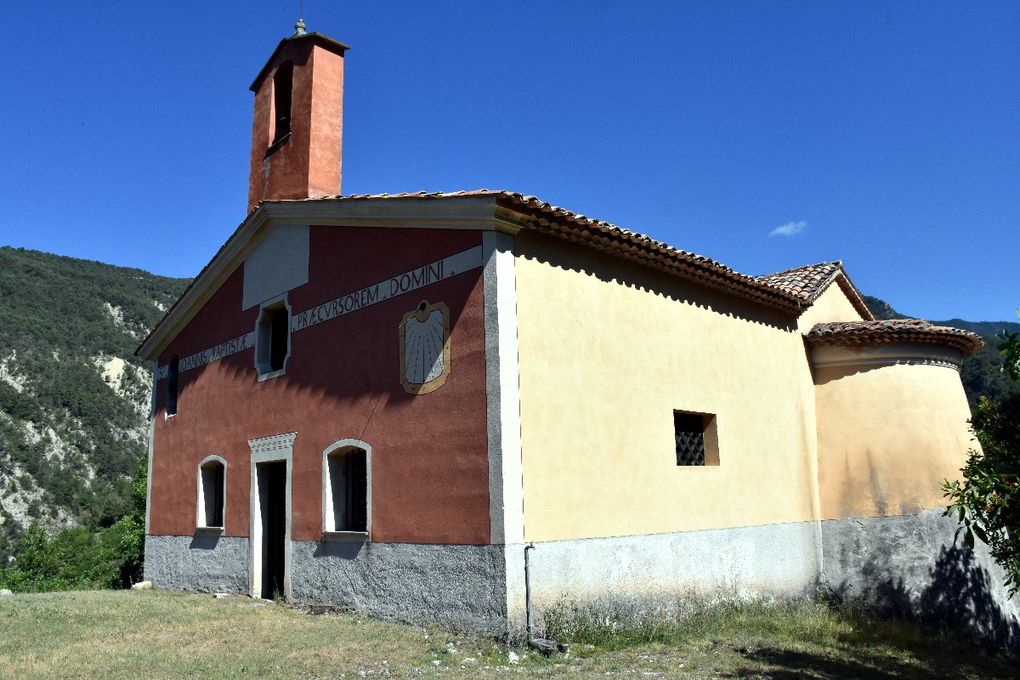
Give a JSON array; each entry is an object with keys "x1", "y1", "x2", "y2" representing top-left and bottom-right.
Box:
[
  {"x1": 256, "y1": 301, "x2": 290, "y2": 379},
  {"x1": 269, "y1": 308, "x2": 288, "y2": 371},
  {"x1": 674, "y1": 410, "x2": 719, "y2": 466},
  {"x1": 166, "y1": 356, "x2": 180, "y2": 416}
]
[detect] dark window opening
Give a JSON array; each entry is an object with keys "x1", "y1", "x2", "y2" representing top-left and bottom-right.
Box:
[
  {"x1": 273, "y1": 61, "x2": 293, "y2": 143},
  {"x1": 328, "y1": 448, "x2": 367, "y2": 532},
  {"x1": 257, "y1": 303, "x2": 290, "y2": 377},
  {"x1": 674, "y1": 411, "x2": 718, "y2": 466},
  {"x1": 166, "y1": 356, "x2": 179, "y2": 416},
  {"x1": 200, "y1": 461, "x2": 225, "y2": 528},
  {"x1": 269, "y1": 308, "x2": 288, "y2": 371}
]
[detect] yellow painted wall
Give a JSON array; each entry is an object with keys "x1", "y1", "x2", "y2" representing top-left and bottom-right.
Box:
[
  {"x1": 814, "y1": 360, "x2": 974, "y2": 520},
  {"x1": 514, "y1": 233, "x2": 821, "y2": 542},
  {"x1": 796, "y1": 282, "x2": 864, "y2": 333}
]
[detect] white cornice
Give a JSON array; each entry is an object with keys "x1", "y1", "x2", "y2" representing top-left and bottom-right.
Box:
[
  {"x1": 809, "y1": 342, "x2": 964, "y2": 371},
  {"x1": 136, "y1": 196, "x2": 519, "y2": 361}
]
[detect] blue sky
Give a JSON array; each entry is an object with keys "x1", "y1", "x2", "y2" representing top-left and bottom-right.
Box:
[{"x1": 2, "y1": 2, "x2": 1017, "y2": 320}]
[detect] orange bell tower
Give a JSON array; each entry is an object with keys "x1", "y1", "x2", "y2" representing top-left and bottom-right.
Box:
[{"x1": 247, "y1": 21, "x2": 349, "y2": 212}]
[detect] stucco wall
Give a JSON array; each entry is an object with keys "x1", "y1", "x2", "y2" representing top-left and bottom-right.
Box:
[
  {"x1": 796, "y1": 282, "x2": 864, "y2": 333},
  {"x1": 813, "y1": 356, "x2": 974, "y2": 520},
  {"x1": 149, "y1": 226, "x2": 490, "y2": 545},
  {"x1": 513, "y1": 232, "x2": 821, "y2": 542}
]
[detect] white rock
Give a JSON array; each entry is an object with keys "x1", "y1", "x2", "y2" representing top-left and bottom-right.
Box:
[
  {"x1": 130, "y1": 581, "x2": 153, "y2": 591},
  {"x1": 507, "y1": 651, "x2": 520, "y2": 665},
  {"x1": 0, "y1": 589, "x2": 13, "y2": 596},
  {"x1": 214, "y1": 593, "x2": 230, "y2": 599}
]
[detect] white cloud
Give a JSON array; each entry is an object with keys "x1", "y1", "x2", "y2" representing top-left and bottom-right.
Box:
[{"x1": 769, "y1": 220, "x2": 807, "y2": 237}]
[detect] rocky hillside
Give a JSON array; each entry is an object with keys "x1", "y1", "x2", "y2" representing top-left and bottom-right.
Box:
[
  {"x1": 862, "y1": 295, "x2": 1020, "y2": 406},
  {"x1": 0, "y1": 247, "x2": 190, "y2": 557},
  {"x1": 0, "y1": 245, "x2": 1012, "y2": 559}
]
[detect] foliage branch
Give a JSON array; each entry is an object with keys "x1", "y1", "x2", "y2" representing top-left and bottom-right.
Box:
[{"x1": 944, "y1": 311, "x2": 1020, "y2": 596}]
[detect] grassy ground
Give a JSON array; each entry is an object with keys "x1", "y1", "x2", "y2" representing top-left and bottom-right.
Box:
[{"x1": 0, "y1": 590, "x2": 1015, "y2": 679}]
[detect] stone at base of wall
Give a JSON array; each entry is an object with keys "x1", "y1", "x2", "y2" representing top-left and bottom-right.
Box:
[
  {"x1": 144, "y1": 535, "x2": 509, "y2": 636},
  {"x1": 289, "y1": 540, "x2": 508, "y2": 635},
  {"x1": 518, "y1": 520, "x2": 822, "y2": 610},
  {"x1": 819, "y1": 510, "x2": 1019, "y2": 649},
  {"x1": 145, "y1": 534, "x2": 250, "y2": 594},
  {"x1": 144, "y1": 512, "x2": 1019, "y2": 646}
]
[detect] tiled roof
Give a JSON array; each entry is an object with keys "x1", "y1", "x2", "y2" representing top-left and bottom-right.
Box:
[
  {"x1": 758, "y1": 261, "x2": 875, "y2": 321},
  {"x1": 759, "y1": 261, "x2": 842, "y2": 299},
  {"x1": 316, "y1": 190, "x2": 806, "y2": 313},
  {"x1": 139, "y1": 189, "x2": 817, "y2": 359},
  {"x1": 806, "y1": 319, "x2": 982, "y2": 356}
]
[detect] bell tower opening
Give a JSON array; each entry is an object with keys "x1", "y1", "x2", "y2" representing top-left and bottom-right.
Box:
[
  {"x1": 247, "y1": 24, "x2": 350, "y2": 212},
  {"x1": 272, "y1": 61, "x2": 294, "y2": 144}
]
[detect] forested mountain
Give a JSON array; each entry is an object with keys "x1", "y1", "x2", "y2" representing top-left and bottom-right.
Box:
[
  {"x1": 861, "y1": 294, "x2": 1020, "y2": 406},
  {"x1": 0, "y1": 246, "x2": 190, "y2": 559}
]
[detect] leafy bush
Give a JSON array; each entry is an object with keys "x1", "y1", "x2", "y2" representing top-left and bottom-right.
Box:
[
  {"x1": 944, "y1": 320, "x2": 1020, "y2": 596},
  {"x1": 0, "y1": 459, "x2": 147, "y2": 591}
]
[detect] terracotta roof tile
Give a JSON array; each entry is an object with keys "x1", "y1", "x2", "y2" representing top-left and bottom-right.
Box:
[
  {"x1": 311, "y1": 190, "x2": 806, "y2": 313},
  {"x1": 806, "y1": 319, "x2": 982, "y2": 356},
  {"x1": 757, "y1": 261, "x2": 874, "y2": 321},
  {"x1": 758, "y1": 262, "x2": 843, "y2": 299}
]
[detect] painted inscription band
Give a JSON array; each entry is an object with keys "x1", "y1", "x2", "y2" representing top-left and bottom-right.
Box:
[
  {"x1": 158, "y1": 246, "x2": 484, "y2": 378},
  {"x1": 291, "y1": 246, "x2": 483, "y2": 333},
  {"x1": 180, "y1": 332, "x2": 256, "y2": 372}
]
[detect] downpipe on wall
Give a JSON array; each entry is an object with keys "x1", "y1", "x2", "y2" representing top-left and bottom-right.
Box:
[{"x1": 523, "y1": 542, "x2": 568, "y2": 656}]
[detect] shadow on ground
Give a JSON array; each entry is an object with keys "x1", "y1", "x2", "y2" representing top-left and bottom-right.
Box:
[
  {"x1": 833, "y1": 546, "x2": 1018, "y2": 650},
  {"x1": 729, "y1": 546, "x2": 1018, "y2": 679}
]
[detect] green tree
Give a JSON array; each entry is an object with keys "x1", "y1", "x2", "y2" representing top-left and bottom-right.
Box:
[{"x1": 944, "y1": 314, "x2": 1020, "y2": 596}]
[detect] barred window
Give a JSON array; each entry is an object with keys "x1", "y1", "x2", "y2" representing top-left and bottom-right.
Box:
[{"x1": 674, "y1": 411, "x2": 719, "y2": 466}]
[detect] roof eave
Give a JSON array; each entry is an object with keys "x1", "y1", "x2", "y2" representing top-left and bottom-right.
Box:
[
  {"x1": 134, "y1": 196, "x2": 509, "y2": 361},
  {"x1": 249, "y1": 32, "x2": 350, "y2": 92}
]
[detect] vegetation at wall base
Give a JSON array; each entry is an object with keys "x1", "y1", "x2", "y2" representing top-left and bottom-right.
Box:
[
  {"x1": 944, "y1": 313, "x2": 1020, "y2": 598},
  {"x1": 0, "y1": 590, "x2": 1014, "y2": 679}
]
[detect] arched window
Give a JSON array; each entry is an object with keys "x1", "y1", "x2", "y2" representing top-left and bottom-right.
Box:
[
  {"x1": 322, "y1": 440, "x2": 370, "y2": 534},
  {"x1": 166, "y1": 355, "x2": 179, "y2": 416},
  {"x1": 273, "y1": 61, "x2": 294, "y2": 143},
  {"x1": 197, "y1": 455, "x2": 227, "y2": 529}
]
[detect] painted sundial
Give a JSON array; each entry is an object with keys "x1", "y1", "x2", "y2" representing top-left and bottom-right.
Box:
[{"x1": 399, "y1": 299, "x2": 451, "y2": 394}]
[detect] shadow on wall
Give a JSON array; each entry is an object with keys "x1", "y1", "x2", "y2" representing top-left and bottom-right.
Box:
[{"x1": 826, "y1": 546, "x2": 1019, "y2": 652}]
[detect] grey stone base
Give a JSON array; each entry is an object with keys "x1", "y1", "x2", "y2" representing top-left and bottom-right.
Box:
[
  {"x1": 819, "y1": 510, "x2": 1020, "y2": 648},
  {"x1": 144, "y1": 513, "x2": 1019, "y2": 646},
  {"x1": 289, "y1": 540, "x2": 507, "y2": 635},
  {"x1": 519, "y1": 521, "x2": 821, "y2": 608},
  {"x1": 144, "y1": 534, "x2": 509, "y2": 635},
  {"x1": 144, "y1": 534, "x2": 250, "y2": 593}
]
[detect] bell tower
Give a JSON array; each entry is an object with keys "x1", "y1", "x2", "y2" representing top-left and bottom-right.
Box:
[{"x1": 247, "y1": 21, "x2": 349, "y2": 212}]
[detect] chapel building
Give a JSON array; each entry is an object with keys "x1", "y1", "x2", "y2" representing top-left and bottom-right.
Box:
[{"x1": 137, "y1": 25, "x2": 1018, "y2": 638}]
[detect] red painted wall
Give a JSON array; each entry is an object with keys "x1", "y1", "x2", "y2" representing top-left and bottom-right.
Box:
[{"x1": 149, "y1": 226, "x2": 490, "y2": 545}]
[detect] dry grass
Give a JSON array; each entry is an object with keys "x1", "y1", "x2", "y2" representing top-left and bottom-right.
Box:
[{"x1": 0, "y1": 590, "x2": 1015, "y2": 679}]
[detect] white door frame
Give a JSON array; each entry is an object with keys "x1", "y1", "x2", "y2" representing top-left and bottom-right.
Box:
[{"x1": 248, "y1": 432, "x2": 296, "y2": 599}]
